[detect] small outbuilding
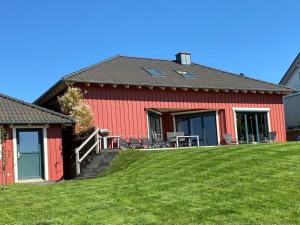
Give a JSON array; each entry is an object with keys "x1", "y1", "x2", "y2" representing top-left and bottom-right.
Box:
[{"x1": 0, "y1": 93, "x2": 73, "y2": 184}]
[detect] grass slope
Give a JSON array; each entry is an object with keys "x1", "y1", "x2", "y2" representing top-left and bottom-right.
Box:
[{"x1": 1, "y1": 143, "x2": 300, "y2": 225}]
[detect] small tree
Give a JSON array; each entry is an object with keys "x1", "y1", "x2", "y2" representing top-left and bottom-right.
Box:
[
  {"x1": 0, "y1": 128, "x2": 9, "y2": 190},
  {"x1": 58, "y1": 87, "x2": 94, "y2": 134}
]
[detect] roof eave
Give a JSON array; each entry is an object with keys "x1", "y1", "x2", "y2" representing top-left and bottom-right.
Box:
[
  {"x1": 64, "y1": 79, "x2": 295, "y2": 94},
  {"x1": 0, "y1": 121, "x2": 74, "y2": 125},
  {"x1": 34, "y1": 80, "x2": 67, "y2": 105}
]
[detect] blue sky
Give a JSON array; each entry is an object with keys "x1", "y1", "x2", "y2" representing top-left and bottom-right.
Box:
[{"x1": 0, "y1": 0, "x2": 299, "y2": 102}]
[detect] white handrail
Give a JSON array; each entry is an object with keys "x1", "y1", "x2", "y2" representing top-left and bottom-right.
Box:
[
  {"x1": 75, "y1": 129, "x2": 100, "y2": 153},
  {"x1": 75, "y1": 128, "x2": 100, "y2": 175},
  {"x1": 79, "y1": 140, "x2": 99, "y2": 164}
]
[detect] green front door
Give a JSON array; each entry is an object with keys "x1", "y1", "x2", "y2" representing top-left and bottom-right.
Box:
[{"x1": 17, "y1": 129, "x2": 43, "y2": 180}]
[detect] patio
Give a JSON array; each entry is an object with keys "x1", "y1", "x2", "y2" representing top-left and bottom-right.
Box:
[{"x1": 97, "y1": 107, "x2": 277, "y2": 150}]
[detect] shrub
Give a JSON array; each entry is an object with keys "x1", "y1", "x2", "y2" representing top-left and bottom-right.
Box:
[{"x1": 58, "y1": 87, "x2": 94, "y2": 134}]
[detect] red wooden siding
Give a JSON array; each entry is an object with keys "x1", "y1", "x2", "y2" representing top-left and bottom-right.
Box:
[
  {"x1": 0, "y1": 128, "x2": 14, "y2": 184},
  {"x1": 47, "y1": 125, "x2": 64, "y2": 181},
  {"x1": 0, "y1": 126, "x2": 63, "y2": 184},
  {"x1": 78, "y1": 84, "x2": 287, "y2": 142}
]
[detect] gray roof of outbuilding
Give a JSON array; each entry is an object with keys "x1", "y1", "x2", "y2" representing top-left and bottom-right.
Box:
[
  {"x1": 0, "y1": 93, "x2": 74, "y2": 125},
  {"x1": 35, "y1": 55, "x2": 295, "y2": 104}
]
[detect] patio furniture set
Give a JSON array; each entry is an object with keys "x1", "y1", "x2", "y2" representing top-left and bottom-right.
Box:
[
  {"x1": 98, "y1": 130, "x2": 278, "y2": 150},
  {"x1": 223, "y1": 132, "x2": 277, "y2": 145},
  {"x1": 99, "y1": 132, "x2": 201, "y2": 150}
]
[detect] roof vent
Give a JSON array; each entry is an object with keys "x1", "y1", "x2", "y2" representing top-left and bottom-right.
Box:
[{"x1": 176, "y1": 52, "x2": 191, "y2": 65}]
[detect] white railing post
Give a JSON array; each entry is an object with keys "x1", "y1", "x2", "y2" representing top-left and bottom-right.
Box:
[
  {"x1": 75, "y1": 150, "x2": 80, "y2": 175},
  {"x1": 74, "y1": 128, "x2": 100, "y2": 176},
  {"x1": 96, "y1": 133, "x2": 100, "y2": 153}
]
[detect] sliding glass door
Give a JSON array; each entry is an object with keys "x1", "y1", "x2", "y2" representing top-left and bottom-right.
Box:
[
  {"x1": 175, "y1": 112, "x2": 218, "y2": 146},
  {"x1": 236, "y1": 112, "x2": 269, "y2": 143}
]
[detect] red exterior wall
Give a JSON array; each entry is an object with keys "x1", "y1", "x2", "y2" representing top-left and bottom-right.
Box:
[
  {"x1": 78, "y1": 84, "x2": 287, "y2": 142},
  {"x1": 47, "y1": 125, "x2": 64, "y2": 181},
  {"x1": 0, "y1": 126, "x2": 63, "y2": 184},
  {"x1": 0, "y1": 128, "x2": 14, "y2": 184}
]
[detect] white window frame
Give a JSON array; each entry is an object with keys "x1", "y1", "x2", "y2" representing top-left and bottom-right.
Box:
[
  {"x1": 232, "y1": 107, "x2": 271, "y2": 141},
  {"x1": 12, "y1": 125, "x2": 49, "y2": 182}
]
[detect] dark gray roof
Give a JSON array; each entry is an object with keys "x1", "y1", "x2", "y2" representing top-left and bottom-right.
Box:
[
  {"x1": 35, "y1": 55, "x2": 295, "y2": 104},
  {"x1": 279, "y1": 52, "x2": 300, "y2": 85},
  {"x1": 0, "y1": 93, "x2": 74, "y2": 125}
]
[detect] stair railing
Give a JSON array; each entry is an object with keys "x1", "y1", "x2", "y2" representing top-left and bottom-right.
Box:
[{"x1": 75, "y1": 128, "x2": 100, "y2": 175}]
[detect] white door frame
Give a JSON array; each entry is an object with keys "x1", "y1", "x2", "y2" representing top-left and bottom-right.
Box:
[
  {"x1": 12, "y1": 126, "x2": 49, "y2": 182},
  {"x1": 146, "y1": 109, "x2": 163, "y2": 139},
  {"x1": 232, "y1": 107, "x2": 271, "y2": 141}
]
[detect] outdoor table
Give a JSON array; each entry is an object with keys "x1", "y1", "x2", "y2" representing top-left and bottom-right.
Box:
[
  {"x1": 176, "y1": 135, "x2": 200, "y2": 147},
  {"x1": 99, "y1": 136, "x2": 120, "y2": 149}
]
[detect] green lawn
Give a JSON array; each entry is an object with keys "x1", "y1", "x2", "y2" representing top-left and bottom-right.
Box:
[{"x1": 1, "y1": 143, "x2": 300, "y2": 225}]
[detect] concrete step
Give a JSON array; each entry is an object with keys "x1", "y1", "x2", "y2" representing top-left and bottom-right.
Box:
[{"x1": 76, "y1": 149, "x2": 120, "y2": 179}]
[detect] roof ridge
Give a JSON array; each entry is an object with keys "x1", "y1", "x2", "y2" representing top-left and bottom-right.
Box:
[
  {"x1": 0, "y1": 93, "x2": 74, "y2": 122},
  {"x1": 118, "y1": 55, "x2": 179, "y2": 63},
  {"x1": 64, "y1": 55, "x2": 121, "y2": 81},
  {"x1": 192, "y1": 62, "x2": 295, "y2": 92}
]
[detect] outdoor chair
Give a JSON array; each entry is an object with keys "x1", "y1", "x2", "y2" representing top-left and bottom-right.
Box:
[
  {"x1": 267, "y1": 131, "x2": 277, "y2": 143},
  {"x1": 167, "y1": 132, "x2": 186, "y2": 147},
  {"x1": 152, "y1": 132, "x2": 163, "y2": 140},
  {"x1": 151, "y1": 132, "x2": 170, "y2": 148},
  {"x1": 258, "y1": 134, "x2": 268, "y2": 143},
  {"x1": 141, "y1": 138, "x2": 155, "y2": 148},
  {"x1": 238, "y1": 136, "x2": 247, "y2": 144},
  {"x1": 223, "y1": 133, "x2": 239, "y2": 145},
  {"x1": 119, "y1": 138, "x2": 132, "y2": 149},
  {"x1": 153, "y1": 138, "x2": 170, "y2": 148},
  {"x1": 248, "y1": 134, "x2": 255, "y2": 143},
  {"x1": 129, "y1": 138, "x2": 144, "y2": 149}
]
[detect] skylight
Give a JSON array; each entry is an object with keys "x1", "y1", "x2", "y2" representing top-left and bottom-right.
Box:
[
  {"x1": 143, "y1": 67, "x2": 164, "y2": 76},
  {"x1": 175, "y1": 70, "x2": 197, "y2": 78}
]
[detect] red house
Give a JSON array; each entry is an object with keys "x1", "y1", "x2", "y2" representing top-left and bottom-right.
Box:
[
  {"x1": 0, "y1": 93, "x2": 73, "y2": 184},
  {"x1": 36, "y1": 53, "x2": 293, "y2": 146}
]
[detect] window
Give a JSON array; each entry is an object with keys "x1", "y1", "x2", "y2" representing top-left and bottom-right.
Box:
[
  {"x1": 175, "y1": 70, "x2": 196, "y2": 78},
  {"x1": 236, "y1": 112, "x2": 269, "y2": 143},
  {"x1": 175, "y1": 112, "x2": 218, "y2": 146},
  {"x1": 148, "y1": 111, "x2": 162, "y2": 139},
  {"x1": 143, "y1": 67, "x2": 164, "y2": 76}
]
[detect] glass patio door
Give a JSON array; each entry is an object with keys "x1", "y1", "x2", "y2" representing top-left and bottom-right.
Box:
[
  {"x1": 148, "y1": 111, "x2": 162, "y2": 139},
  {"x1": 236, "y1": 112, "x2": 269, "y2": 143},
  {"x1": 175, "y1": 112, "x2": 218, "y2": 146}
]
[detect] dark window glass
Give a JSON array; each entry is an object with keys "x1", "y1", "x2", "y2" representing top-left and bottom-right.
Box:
[
  {"x1": 176, "y1": 118, "x2": 190, "y2": 136},
  {"x1": 18, "y1": 131, "x2": 40, "y2": 153},
  {"x1": 203, "y1": 115, "x2": 217, "y2": 146},
  {"x1": 175, "y1": 70, "x2": 196, "y2": 78},
  {"x1": 247, "y1": 113, "x2": 257, "y2": 142},
  {"x1": 175, "y1": 112, "x2": 217, "y2": 146},
  {"x1": 236, "y1": 112, "x2": 268, "y2": 143},
  {"x1": 148, "y1": 112, "x2": 162, "y2": 139},
  {"x1": 144, "y1": 68, "x2": 164, "y2": 76},
  {"x1": 236, "y1": 113, "x2": 246, "y2": 142}
]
